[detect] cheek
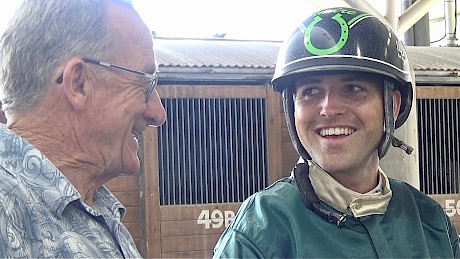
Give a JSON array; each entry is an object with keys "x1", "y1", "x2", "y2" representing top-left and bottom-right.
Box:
[
  {"x1": 294, "y1": 107, "x2": 302, "y2": 130},
  {"x1": 294, "y1": 106, "x2": 313, "y2": 139},
  {"x1": 294, "y1": 103, "x2": 313, "y2": 126},
  {"x1": 364, "y1": 101, "x2": 385, "y2": 132}
]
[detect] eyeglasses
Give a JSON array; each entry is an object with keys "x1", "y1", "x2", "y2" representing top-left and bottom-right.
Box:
[
  {"x1": 55, "y1": 58, "x2": 158, "y2": 102},
  {"x1": 82, "y1": 58, "x2": 158, "y2": 102}
]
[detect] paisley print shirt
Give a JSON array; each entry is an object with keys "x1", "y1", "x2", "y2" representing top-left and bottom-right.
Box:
[{"x1": 0, "y1": 124, "x2": 141, "y2": 258}]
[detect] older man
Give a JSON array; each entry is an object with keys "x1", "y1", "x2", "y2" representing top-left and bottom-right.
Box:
[{"x1": 0, "y1": 0, "x2": 165, "y2": 257}]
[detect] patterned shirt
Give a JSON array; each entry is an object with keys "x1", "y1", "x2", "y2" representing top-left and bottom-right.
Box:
[{"x1": 0, "y1": 124, "x2": 142, "y2": 258}]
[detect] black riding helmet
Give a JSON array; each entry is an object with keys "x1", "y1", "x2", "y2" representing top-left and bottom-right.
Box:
[{"x1": 272, "y1": 7, "x2": 414, "y2": 160}]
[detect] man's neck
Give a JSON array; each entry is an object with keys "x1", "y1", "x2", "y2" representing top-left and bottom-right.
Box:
[
  {"x1": 8, "y1": 114, "x2": 103, "y2": 207},
  {"x1": 308, "y1": 156, "x2": 380, "y2": 194}
]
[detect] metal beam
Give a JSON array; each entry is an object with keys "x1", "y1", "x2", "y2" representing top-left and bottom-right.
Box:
[
  {"x1": 339, "y1": 0, "x2": 394, "y2": 29},
  {"x1": 398, "y1": 0, "x2": 438, "y2": 35},
  {"x1": 445, "y1": 0, "x2": 457, "y2": 46},
  {"x1": 386, "y1": 0, "x2": 399, "y2": 30}
]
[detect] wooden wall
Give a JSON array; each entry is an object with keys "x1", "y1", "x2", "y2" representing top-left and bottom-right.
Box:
[
  {"x1": 106, "y1": 175, "x2": 143, "y2": 250},
  {"x1": 416, "y1": 86, "x2": 460, "y2": 99},
  {"x1": 136, "y1": 84, "x2": 285, "y2": 258},
  {"x1": 159, "y1": 203, "x2": 241, "y2": 258},
  {"x1": 277, "y1": 96, "x2": 300, "y2": 177},
  {"x1": 417, "y1": 85, "x2": 460, "y2": 232}
]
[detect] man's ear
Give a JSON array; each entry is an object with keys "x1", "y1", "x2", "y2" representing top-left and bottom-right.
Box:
[
  {"x1": 60, "y1": 58, "x2": 90, "y2": 112},
  {"x1": 393, "y1": 90, "x2": 402, "y2": 119}
]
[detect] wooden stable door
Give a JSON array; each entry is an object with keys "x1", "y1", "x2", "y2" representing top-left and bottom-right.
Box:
[{"x1": 140, "y1": 84, "x2": 286, "y2": 258}]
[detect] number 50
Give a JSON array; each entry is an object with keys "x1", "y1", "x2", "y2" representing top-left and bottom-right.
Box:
[{"x1": 445, "y1": 199, "x2": 460, "y2": 217}]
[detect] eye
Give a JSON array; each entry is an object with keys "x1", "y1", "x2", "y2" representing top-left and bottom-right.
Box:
[
  {"x1": 344, "y1": 84, "x2": 365, "y2": 93},
  {"x1": 296, "y1": 86, "x2": 322, "y2": 100}
]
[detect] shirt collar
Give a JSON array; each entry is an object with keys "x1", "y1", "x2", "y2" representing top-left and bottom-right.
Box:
[
  {"x1": 304, "y1": 159, "x2": 392, "y2": 217},
  {"x1": 92, "y1": 186, "x2": 127, "y2": 220}
]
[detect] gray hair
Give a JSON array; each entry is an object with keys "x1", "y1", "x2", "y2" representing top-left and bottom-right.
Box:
[{"x1": 0, "y1": 0, "x2": 133, "y2": 115}]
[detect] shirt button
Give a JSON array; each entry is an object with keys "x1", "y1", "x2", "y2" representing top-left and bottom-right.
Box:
[{"x1": 353, "y1": 203, "x2": 362, "y2": 210}]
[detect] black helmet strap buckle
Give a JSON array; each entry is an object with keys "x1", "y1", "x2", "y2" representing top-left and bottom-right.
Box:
[
  {"x1": 294, "y1": 162, "x2": 347, "y2": 227},
  {"x1": 391, "y1": 136, "x2": 414, "y2": 155}
]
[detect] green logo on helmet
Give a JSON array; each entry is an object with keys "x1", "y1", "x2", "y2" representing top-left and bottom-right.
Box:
[{"x1": 300, "y1": 8, "x2": 371, "y2": 55}]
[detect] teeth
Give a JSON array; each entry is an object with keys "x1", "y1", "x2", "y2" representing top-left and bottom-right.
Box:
[{"x1": 320, "y1": 127, "x2": 355, "y2": 136}]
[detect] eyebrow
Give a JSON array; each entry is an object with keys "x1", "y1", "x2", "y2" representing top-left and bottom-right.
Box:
[
  {"x1": 297, "y1": 74, "x2": 375, "y2": 86},
  {"x1": 296, "y1": 77, "x2": 321, "y2": 86}
]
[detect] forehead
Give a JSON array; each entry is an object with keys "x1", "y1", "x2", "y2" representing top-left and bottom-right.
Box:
[
  {"x1": 107, "y1": 2, "x2": 155, "y2": 67},
  {"x1": 296, "y1": 72, "x2": 383, "y2": 87}
]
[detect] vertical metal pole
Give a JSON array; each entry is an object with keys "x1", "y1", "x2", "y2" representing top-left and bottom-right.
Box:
[
  {"x1": 445, "y1": 0, "x2": 457, "y2": 46},
  {"x1": 402, "y1": 0, "x2": 416, "y2": 45},
  {"x1": 387, "y1": 0, "x2": 400, "y2": 31}
]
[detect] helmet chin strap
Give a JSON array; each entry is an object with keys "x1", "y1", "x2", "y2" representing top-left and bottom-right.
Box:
[
  {"x1": 379, "y1": 80, "x2": 414, "y2": 158},
  {"x1": 282, "y1": 88, "x2": 311, "y2": 161}
]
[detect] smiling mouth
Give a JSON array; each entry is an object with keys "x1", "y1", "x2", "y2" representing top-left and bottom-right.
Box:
[{"x1": 319, "y1": 127, "x2": 355, "y2": 137}]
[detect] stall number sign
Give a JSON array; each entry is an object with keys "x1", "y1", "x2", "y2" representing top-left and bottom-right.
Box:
[
  {"x1": 445, "y1": 199, "x2": 460, "y2": 217},
  {"x1": 197, "y1": 209, "x2": 235, "y2": 229}
]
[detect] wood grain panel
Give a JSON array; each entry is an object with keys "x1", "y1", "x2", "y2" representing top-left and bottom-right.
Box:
[
  {"x1": 281, "y1": 128, "x2": 292, "y2": 142},
  {"x1": 106, "y1": 175, "x2": 139, "y2": 192},
  {"x1": 161, "y1": 218, "x2": 229, "y2": 237},
  {"x1": 123, "y1": 207, "x2": 140, "y2": 223},
  {"x1": 282, "y1": 141, "x2": 298, "y2": 158},
  {"x1": 133, "y1": 238, "x2": 141, "y2": 253},
  {"x1": 161, "y1": 234, "x2": 222, "y2": 253},
  {"x1": 416, "y1": 87, "x2": 460, "y2": 99},
  {"x1": 111, "y1": 191, "x2": 140, "y2": 207},
  {"x1": 281, "y1": 157, "x2": 297, "y2": 176},
  {"x1": 160, "y1": 203, "x2": 242, "y2": 221},
  {"x1": 124, "y1": 222, "x2": 141, "y2": 238},
  {"x1": 267, "y1": 88, "x2": 284, "y2": 183},
  {"x1": 161, "y1": 249, "x2": 213, "y2": 259},
  {"x1": 142, "y1": 126, "x2": 162, "y2": 258}
]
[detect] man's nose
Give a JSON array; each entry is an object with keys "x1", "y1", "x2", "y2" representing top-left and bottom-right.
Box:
[
  {"x1": 144, "y1": 90, "x2": 166, "y2": 127},
  {"x1": 319, "y1": 92, "x2": 346, "y2": 117}
]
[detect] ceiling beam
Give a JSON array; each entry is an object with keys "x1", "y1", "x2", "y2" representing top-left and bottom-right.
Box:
[{"x1": 398, "y1": 0, "x2": 438, "y2": 35}]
